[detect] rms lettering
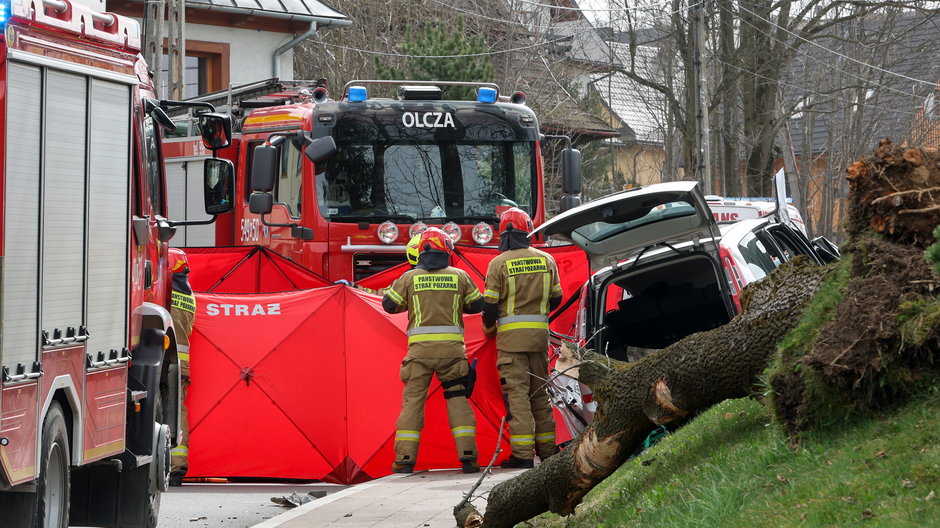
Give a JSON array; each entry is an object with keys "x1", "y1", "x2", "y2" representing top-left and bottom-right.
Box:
[
  {"x1": 506, "y1": 257, "x2": 548, "y2": 276},
  {"x1": 205, "y1": 303, "x2": 281, "y2": 316},
  {"x1": 401, "y1": 111, "x2": 455, "y2": 129},
  {"x1": 413, "y1": 274, "x2": 459, "y2": 291}
]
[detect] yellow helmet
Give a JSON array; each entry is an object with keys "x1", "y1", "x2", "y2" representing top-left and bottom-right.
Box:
[{"x1": 405, "y1": 235, "x2": 421, "y2": 266}]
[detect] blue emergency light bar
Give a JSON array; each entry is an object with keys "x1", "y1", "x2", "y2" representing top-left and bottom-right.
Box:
[
  {"x1": 477, "y1": 87, "x2": 497, "y2": 103},
  {"x1": 348, "y1": 86, "x2": 367, "y2": 102},
  {"x1": 0, "y1": 1, "x2": 9, "y2": 29}
]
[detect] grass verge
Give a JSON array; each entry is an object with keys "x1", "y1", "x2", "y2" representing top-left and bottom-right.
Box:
[{"x1": 530, "y1": 390, "x2": 940, "y2": 528}]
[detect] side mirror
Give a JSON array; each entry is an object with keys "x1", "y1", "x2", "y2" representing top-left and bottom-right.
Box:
[
  {"x1": 156, "y1": 216, "x2": 176, "y2": 242},
  {"x1": 249, "y1": 192, "x2": 273, "y2": 215},
  {"x1": 304, "y1": 136, "x2": 337, "y2": 165},
  {"x1": 198, "y1": 113, "x2": 233, "y2": 150},
  {"x1": 204, "y1": 158, "x2": 234, "y2": 215},
  {"x1": 560, "y1": 194, "x2": 581, "y2": 213},
  {"x1": 251, "y1": 144, "x2": 278, "y2": 192},
  {"x1": 561, "y1": 147, "x2": 582, "y2": 195},
  {"x1": 149, "y1": 105, "x2": 177, "y2": 132}
]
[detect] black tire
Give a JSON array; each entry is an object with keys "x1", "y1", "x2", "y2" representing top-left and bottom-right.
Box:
[
  {"x1": 144, "y1": 390, "x2": 166, "y2": 528},
  {"x1": 36, "y1": 401, "x2": 70, "y2": 528}
]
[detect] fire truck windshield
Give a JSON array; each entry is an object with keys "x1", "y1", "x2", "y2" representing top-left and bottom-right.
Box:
[{"x1": 316, "y1": 140, "x2": 536, "y2": 223}]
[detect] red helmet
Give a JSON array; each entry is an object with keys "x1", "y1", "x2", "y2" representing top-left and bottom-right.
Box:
[
  {"x1": 498, "y1": 207, "x2": 534, "y2": 234},
  {"x1": 168, "y1": 248, "x2": 190, "y2": 273},
  {"x1": 418, "y1": 227, "x2": 455, "y2": 256}
]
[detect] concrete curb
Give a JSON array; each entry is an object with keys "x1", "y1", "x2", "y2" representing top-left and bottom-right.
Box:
[{"x1": 252, "y1": 472, "x2": 414, "y2": 528}]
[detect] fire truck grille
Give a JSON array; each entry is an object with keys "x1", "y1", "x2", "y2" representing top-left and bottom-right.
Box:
[{"x1": 354, "y1": 253, "x2": 408, "y2": 282}]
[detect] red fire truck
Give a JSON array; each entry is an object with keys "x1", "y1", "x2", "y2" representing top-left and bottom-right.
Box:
[
  {"x1": 164, "y1": 78, "x2": 582, "y2": 281},
  {"x1": 0, "y1": 1, "x2": 233, "y2": 526}
]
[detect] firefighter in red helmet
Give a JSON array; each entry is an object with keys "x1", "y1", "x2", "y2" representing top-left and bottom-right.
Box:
[
  {"x1": 167, "y1": 248, "x2": 197, "y2": 486},
  {"x1": 482, "y1": 207, "x2": 563, "y2": 468},
  {"x1": 382, "y1": 228, "x2": 485, "y2": 474}
]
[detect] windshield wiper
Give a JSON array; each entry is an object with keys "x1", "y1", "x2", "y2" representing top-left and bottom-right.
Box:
[
  {"x1": 330, "y1": 214, "x2": 416, "y2": 223},
  {"x1": 414, "y1": 215, "x2": 497, "y2": 224}
]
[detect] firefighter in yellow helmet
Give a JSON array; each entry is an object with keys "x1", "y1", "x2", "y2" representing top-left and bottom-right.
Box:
[
  {"x1": 167, "y1": 248, "x2": 197, "y2": 486},
  {"x1": 382, "y1": 228, "x2": 485, "y2": 474},
  {"x1": 482, "y1": 207, "x2": 563, "y2": 468}
]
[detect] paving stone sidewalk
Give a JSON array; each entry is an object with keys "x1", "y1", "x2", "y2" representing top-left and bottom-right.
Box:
[{"x1": 253, "y1": 467, "x2": 525, "y2": 528}]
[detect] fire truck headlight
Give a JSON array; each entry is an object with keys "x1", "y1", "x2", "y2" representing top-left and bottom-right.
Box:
[
  {"x1": 472, "y1": 222, "x2": 493, "y2": 245},
  {"x1": 377, "y1": 221, "x2": 399, "y2": 244},
  {"x1": 442, "y1": 222, "x2": 461, "y2": 243},
  {"x1": 408, "y1": 222, "x2": 428, "y2": 238}
]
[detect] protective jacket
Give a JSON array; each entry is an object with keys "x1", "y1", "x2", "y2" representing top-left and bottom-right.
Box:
[
  {"x1": 482, "y1": 246, "x2": 563, "y2": 351},
  {"x1": 383, "y1": 265, "x2": 484, "y2": 358}
]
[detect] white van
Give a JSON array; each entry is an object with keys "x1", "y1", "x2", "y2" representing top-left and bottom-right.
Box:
[{"x1": 705, "y1": 170, "x2": 807, "y2": 236}]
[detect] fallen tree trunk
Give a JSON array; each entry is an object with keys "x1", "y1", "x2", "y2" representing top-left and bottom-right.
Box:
[
  {"x1": 455, "y1": 139, "x2": 940, "y2": 528},
  {"x1": 457, "y1": 258, "x2": 828, "y2": 528}
]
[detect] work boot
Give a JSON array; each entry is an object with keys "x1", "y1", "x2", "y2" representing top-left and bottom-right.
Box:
[
  {"x1": 500, "y1": 456, "x2": 534, "y2": 469},
  {"x1": 461, "y1": 460, "x2": 480, "y2": 474},
  {"x1": 391, "y1": 461, "x2": 415, "y2": 474},
  {"x1": 169, "y1": 470, "x2": 186, "y2": 487}
]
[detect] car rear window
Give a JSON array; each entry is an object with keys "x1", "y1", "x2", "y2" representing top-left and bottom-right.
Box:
[{"x1": 576, "y1": 201, "x2": 697, "y2": 243}]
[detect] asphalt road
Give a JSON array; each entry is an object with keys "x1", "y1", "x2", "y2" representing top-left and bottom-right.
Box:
[{"x1": 155, "y1": 482, "x2": 349, "y2": 528}]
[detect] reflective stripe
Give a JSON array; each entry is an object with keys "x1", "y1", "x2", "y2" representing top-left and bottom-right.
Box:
[
  {"x1": 466, "y1": 289, "x2": 482, "y2": 302},
  {"x1": 498, "y1": 315, "x2": 549, "y2": 325},
  {"x1": 177, "y1": 344, "x2": 190, "y2": 353},
  {"x1": 508, "y1": 276, "x2": 516, "y2": 315},
  {"x1": 177, "y1": 352, "x2": 190, "y2": 361},
  {"x1": 452, "y1": 294, "x2": 460, "y2": 326},
  {"x1": 498, "y1": 321, "x2": 549, "y2": 332},
  {"x1": 408, "y1": 333, "x2": 464, "y2": 344},
  {"x1": 414, "y1": 296, "x2": 422, "y2": 327},
  {"x1": 483, "y1": 289, "x2": 499, "y2": 300},
  {"x1": 170, "y1": 445, "x2": 189, "y2": 456},
  {"x1": 509, "y1": 434, "x2": 535, "y2": 446},
  {"x1": 451, "y1": 426, "x2": 475, "y2": 438},
  {"x1": 551, "y1": 283, "x2": 563, "y2": 294},
  {"x1": 535, "y1": 432, "x2": 556, "y2": 442},
  {"x1": 539, "y1": 274, "x2": 549, "y2": 315},
  {"x1": 395, "y1": 430, "x2": 421, "y2": 442},
  {"x1": 386, "y1": 288, "x2": 404, "y2": 304},
  {"x1": 407, "y1": 326, "x2": 463, "y2": 336}
]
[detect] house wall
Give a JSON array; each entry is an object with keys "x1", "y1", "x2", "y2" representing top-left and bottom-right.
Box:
[
  {"x1": 186, "y1": 23, "x2": 294, "y2": 83},
  {"x1": 593, "y1": 103, "x2": 666, "y2": 188},
  {"x1": 613, "y1": 144, "x2": 665, "y2": 187}
]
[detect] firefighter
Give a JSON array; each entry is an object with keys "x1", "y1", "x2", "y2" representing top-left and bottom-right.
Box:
[
  {"x1": 168, "y1": 248, "x2": 197, "y2": 486},
  {"x1": 382, "y1": 228, "x2": 485, "y2": 474},
  {"x1": 482, "y1": 207, "x2": 563, "y2": 468}
]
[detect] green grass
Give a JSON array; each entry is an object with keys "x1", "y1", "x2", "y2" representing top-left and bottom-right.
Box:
[{"x1": 530, "y1": 390, "x2": 940, "y2": 528}]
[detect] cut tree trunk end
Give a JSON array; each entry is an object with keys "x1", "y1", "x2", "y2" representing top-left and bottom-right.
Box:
[{"x1": 462, "y1": 259, "x2": 828, "y2": 528}]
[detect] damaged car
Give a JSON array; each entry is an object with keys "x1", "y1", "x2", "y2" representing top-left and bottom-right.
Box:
[{"x1": 536, "y1": 176, "x2": 836, "y2": 364}]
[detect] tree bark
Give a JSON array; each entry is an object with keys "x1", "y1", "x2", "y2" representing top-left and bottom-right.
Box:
[{"x1": 459, "y1": 258, "x2": 828, "y2": 528}]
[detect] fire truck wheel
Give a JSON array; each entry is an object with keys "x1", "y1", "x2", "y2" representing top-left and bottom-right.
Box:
[{"x1": 36, "y1": 401, "x2": 70, "y2": 528}]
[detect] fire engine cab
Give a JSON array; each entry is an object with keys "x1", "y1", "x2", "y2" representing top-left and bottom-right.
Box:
[
  {"x1": 0, "y1": 1, "x2": 233, "y2": 525},
  {"x1": 165, "y1": 78, "x2": 582, "y2": 281}
]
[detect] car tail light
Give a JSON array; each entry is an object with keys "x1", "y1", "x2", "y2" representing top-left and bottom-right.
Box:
[{"x1": 719, "y1": 245, "x2": 744, "y2": 313}]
